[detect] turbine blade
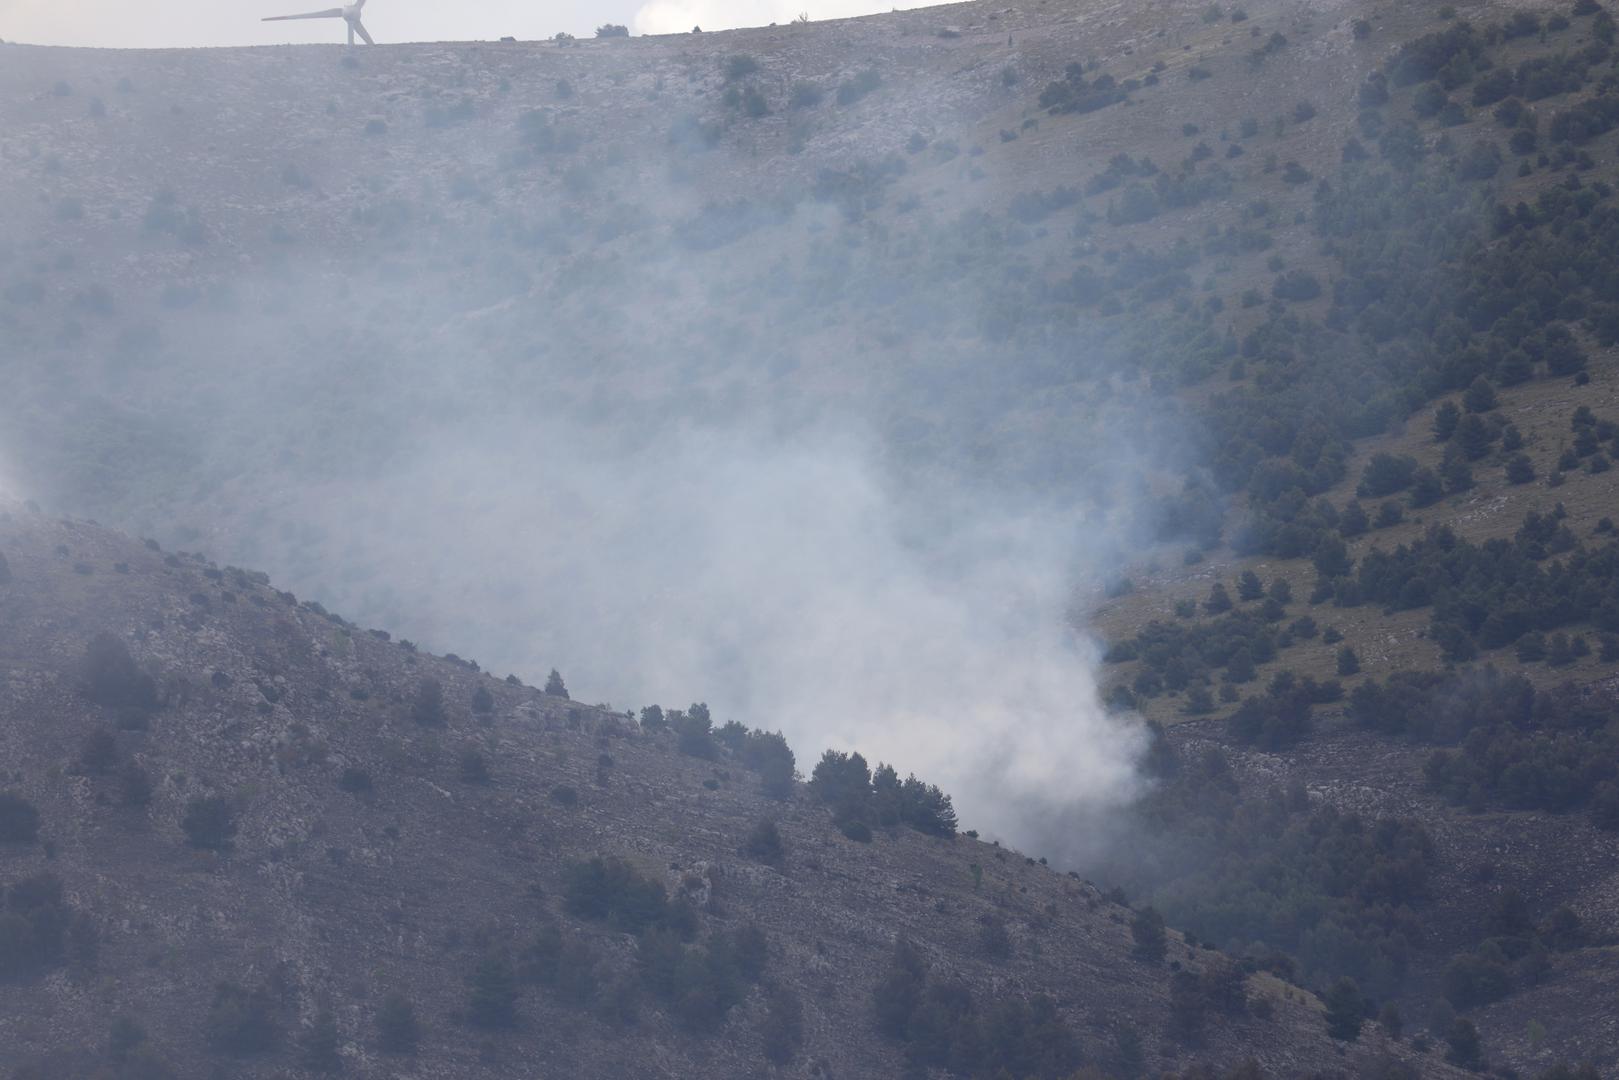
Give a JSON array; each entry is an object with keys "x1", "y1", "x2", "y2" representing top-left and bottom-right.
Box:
[
  {"x1": 262, "y1": 8, "x2": 345, "y2": 21},
  {"x1": 352, "y1": 18, "x2": 374, "y2": 44}
]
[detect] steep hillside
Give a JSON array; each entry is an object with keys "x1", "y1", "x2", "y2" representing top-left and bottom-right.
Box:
[
  {"x1": 0, "y1": 505, "x2": 1450, "y2": 1078},
  {"x1": 6, "y1": 0, "x2": 1619, "y2": 1076}
]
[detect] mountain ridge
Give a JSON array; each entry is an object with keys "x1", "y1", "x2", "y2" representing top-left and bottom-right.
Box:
[{"x1": 0, "y1": 503, "x2": 1456, "y2": 1078}]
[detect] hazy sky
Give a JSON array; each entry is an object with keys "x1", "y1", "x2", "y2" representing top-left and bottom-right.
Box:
[{"x1": 0, "y1": 0, "x2": 933, "y2": 47}]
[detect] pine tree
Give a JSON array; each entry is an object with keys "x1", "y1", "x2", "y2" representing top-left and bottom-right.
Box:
[
  {"x1": 411, "y1": 677, "x2": 445, "y2": 726},
  {"x1": 544, "y1": 669, "x2": 569, "y2": 698},
  {"x1": 468, "y1": 954, "x2": 519, "y2": 1029},
  {"x1": 1442, "y1": 451, "x2": 1474, "y2": 494},
  {"x1": 1237, "y1": 570, "x2": 1264, "y2": 601},
  {"x1": 1455, "y1": 413, "x2": 1493, "y2": 460},
  {"x1": 1130, "y1": 906, "x2": 1167, "y2": 962},
  {"x1": 301, "y1": 1009, "x2": 342, "y2": 1073},
  {"x1": 376, "y1": 992, "x2": 420, "y2": 1053},
  {"x1": 1409, "y1": 467, "x2": 1445, "y2": 508},
  {"x1": 1433, "y1": 401, "x2": 1461, "y2": 440},
  {"x1": 1323, "y1": 977, "x2": 1363, "y2": 1041},
  {"x1": 1445, "y1": 1017, "x2": 1484, "y2": 1070},
  {"x1": 1463, "y1": 376, "x2": 1497, "y2": 413},
  {"x1": 739, "y1": 819, "x2": 784, "y2": 865}
]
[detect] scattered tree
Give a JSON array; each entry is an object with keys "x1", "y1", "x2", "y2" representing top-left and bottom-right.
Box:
[
  {"x1": 467, "y1": 953, "x2": 520, "y2": 1029},
  {"x1": 1131, "y1": 906, "x2": 1167, "y2": 961},
  {"x1": 181, "y1": 795, "x2": 237, "y2": 851},
  {"x1": 0, "y1": 792, "x2": 41, "y2": 844},
  {"x1": 1324, "y1": 977, "x2": 1363, "y2": 1040},
  {"x1": 376, "y1": 992, "x2": 420, "y2": 1053},
  {"x1": 544, "y1": 669, "x2": 569, "y2": 698}
]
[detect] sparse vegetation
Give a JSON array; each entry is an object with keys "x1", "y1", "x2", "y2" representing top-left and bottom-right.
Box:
[
  {"x1": 376, "y1": 992, "x2": 420, "y2": 1053},
  {"x1": 0, "y1": 793, "x2": 41, "y2": 844},
  {"x1": 181, "y1": 795, "x2": 238, "y2": 851},
  {"x1": 84, "y1": 633, "x2": 158, "y2": 712},
  {"x1": 9, "y1": 7, "x2": 1619, "y2": 1075},
  {"x1": 544, "y1": 669, "x2": 569, "y2": 698}
]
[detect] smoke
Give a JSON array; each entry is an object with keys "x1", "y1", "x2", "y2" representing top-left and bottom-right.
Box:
[
  {"x1": 0, "y1": 32, "x2": 1164, "y2": 855},
  {"x1": 0, "y1": 455, "x2": 19, "y2": 503},
  {"x1": 239, "y1": 414, "x2": 1145, "y2": 841}
]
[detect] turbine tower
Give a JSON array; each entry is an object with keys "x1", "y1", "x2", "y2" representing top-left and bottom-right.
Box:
[{"x1": 263, "y1": 0, "x2": 374, "y2": 44}]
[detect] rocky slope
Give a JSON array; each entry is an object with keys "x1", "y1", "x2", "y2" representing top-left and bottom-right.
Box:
[
  {"x1": 6, "y1": 0, "x2": 1619, "y2": 1075},
  {"x1": 0, "y1": 504, "x2": 1456, "y2": 1077}
]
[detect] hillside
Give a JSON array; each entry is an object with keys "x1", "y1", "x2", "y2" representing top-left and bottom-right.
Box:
[
  {"x1": 5, "y1": 0, "x2": 1619, "y2": 1076},
  {"x1": 0, "y1": 505, "x2": 1452, "y2": 1078}
]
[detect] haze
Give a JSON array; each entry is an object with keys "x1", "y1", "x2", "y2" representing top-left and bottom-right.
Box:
[
  {"x1": 0, "y1": 19, "x2": 1166, "y2": 849},
  {"x1": 0, "y1": 0, "x2": 937, "y2": 47}
]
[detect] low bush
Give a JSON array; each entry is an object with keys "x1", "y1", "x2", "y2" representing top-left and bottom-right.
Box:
[{"x1": 0, "y1": 793, "x2": 41, "y2": 844}]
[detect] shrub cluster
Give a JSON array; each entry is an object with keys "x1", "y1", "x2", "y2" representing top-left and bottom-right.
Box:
[
  {"x1": 872, "y1": 939, "x2": 1081, "y2": 1077},
  {"x1": 808, "y1": 751, "x2": 957, "y2": 837},
  {"x1": 0, "y1": 873, "x2": 91, "y2": 979}
]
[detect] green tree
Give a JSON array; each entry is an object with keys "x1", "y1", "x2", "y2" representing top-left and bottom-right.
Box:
[
  {"x1": 181, "y1": 796, "x2": 237, "y2": 851},
  {"x1": 0, "y1": 793, "x2": 41, "y2": 844},
  {"x1": 1433, "y1": 401, "x2": 1461, "y2": 441},
  {"x1": 1237, "y1": 570, "x2": 1264, "y2": 601},
  {"x1": 467, "y1": 954, "x2": 519, "y2": 1029},
  {"x1": 761, "y1": 985, "x2": 805, "y2": 1064},
  {"x1": 1442, "y1": 451, "x2": 1474, "y2": 494},
  {"x1": 83, "y1": 633, "x2": 159, "y2": 711},
  {"x1": 79, "y1": 728, "x2": 120, "y2": 775},
  {"x1": 1337, "y1": 646, "x2": 1361, "y2": 676},
  {"x1": 1445, "y1": 1017, "x2": 1484, "y2": 1070},
  {"x1": 205, "y1": 982, "x2": 279, "y2": 1055},
  {"x1": 376, "y1": 992, "x2": 419, "y2": 1053},
  {"x1": 1168, "y1": 969, "x2": 1207, "y2": 1044},
  {"x1": 739, "y1": 819, "x2": 784, "y2": 865},
  {"x1": 120, "y1": 764, "x2": 154, "y2": 807},
  {"x1": 1313, "y1": 536, "x2": 1352, "y2": 578},
  {"x1": 1409, "y1": 467, "x2": 1445, "y2": 508},
  {"x1": 458, "y1": 749, "x2": 491, "y2": 784},
  {"x1": 809, "y1": 749, "x2": 872, "y2": 814},
  {"x1": 544, "y1": 669, "x2": 570, "y2": 698},
  {"x1": 674, "y1": 703, "x2": 718, "y2": 759},
  {"x1": 301, "y1": 1009, "x2": 342, "y2": 1073},
  {"x1": 411, "y1": 677, "x2": 445, "y2": 726},
  {"x1": 1323, "y1": 977, "x2": 1363, "y2": 1040},
  {"x1": 1130, "y1": 906, "x2": 1167, "y2": 961},
  {"x1": 1463, "y1": 376, "x2": 1497, "y2": 413},
  {"x1": 1358, "y1": 453, "x2": 1418, "y2": 496},
  {"x1": 107, "y1": 1015, "x2": 148, "y2": 1061},
  {"x1": 1455, "y1": 413, "x2": 1493, "y2": 460}
]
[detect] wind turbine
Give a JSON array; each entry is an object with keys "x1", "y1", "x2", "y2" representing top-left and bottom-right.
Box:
[{"x1": 263, "y1": 0, "x2": 374, "y2": 44}]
